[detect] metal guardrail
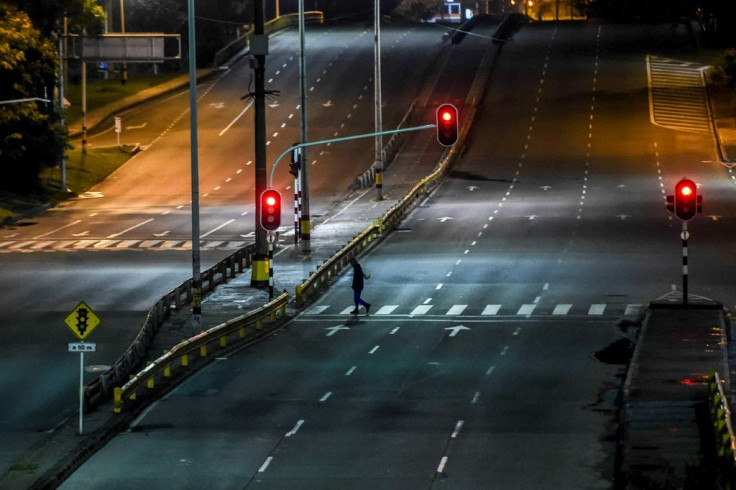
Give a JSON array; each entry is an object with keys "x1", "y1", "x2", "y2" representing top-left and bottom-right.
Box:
[
  {"x1": 213, "y1": 11, "x2": 324, "y2": 67},
  {"x1": 83, "y1": 244, "x2": 255, "y2": 412},
  {"x1": 114, "y1": 291, "x2": 288, "y2": 413},
  {"x1": 708, "y1": 371, "x2": 736, "y2": 465}
]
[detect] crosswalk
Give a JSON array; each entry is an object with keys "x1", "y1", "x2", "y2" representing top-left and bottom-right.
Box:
[
  {"x1": 647, "y1": 55, "x2": 710, "y2": 133},
  {"x1": 304, "y1": 302, "x2": 644, "y2": 318},
  {"x1": 0, "y1": 239, "x2": 248, "y2": 252}
]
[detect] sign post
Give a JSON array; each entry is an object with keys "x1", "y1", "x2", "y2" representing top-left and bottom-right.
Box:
[
  {"x1": 114, "y1": 116, "x2": 122, "y2": 146},
  {"x1": 64, "y1": 302, "x2": 101, "y2": 435}
]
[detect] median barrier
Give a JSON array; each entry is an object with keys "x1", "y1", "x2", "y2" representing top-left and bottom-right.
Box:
[
  {"x1": 83, "y1": 244, "x2": 255, "y2": 412},
  {"x1": 114, "y1": 291, "x2": 288, "y2": 413}
]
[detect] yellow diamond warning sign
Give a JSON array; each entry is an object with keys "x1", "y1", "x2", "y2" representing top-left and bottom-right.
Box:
[{"x1": 64, "y1": 302, "x2": 100, "y2": 340}]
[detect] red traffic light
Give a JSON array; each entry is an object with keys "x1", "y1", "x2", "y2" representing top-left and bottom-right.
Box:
[
  {"x1": 436, "y1": 104, "x2": 458, "y2": 146},
  {"x1": 260, "y1": 189, "x2": 281, "y2": 231},
  {"x1": 673, "y1": 178, "x2": 701, "y2": 221}
]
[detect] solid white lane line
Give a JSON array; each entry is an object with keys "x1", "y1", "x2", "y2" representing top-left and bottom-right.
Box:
[
  {"x1": 107, "y1": 218, "x2": 154, "y2": 238},
  {"x1": 220, "y1": 100, "x2": 254, "y2": 136},
  {"x1": 200, "y1": 219, "x2": 235, "y2": 238},
  {"x1": 34, "y1": 220, "x2": 82, "y2": 239}
]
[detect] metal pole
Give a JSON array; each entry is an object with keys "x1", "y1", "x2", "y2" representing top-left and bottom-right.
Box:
[
  {"x1": 268, "y1": 234, "x2": 274, "y2": 300},
  {"x1": 82, "y1": 61, "x2": 87, "y2": 153},
  {"x1": 251, "y1": 0, "x2": 270, "y2": 286},
  {"x1": 59, "y1": 16, "x2": 67, "y2": 192},
  {"x1": 120, "y1": 0, "x2": 127, "y2": 84},
  {"x1": 78, "y1": 350, "x2": 84, "y2": 434},
  {"x1": 187, "y1": 0, "x2": 202, "y2": 333},
  {"x1": 682, "y1": 220, "x2": 688, "y2": 307},
  {"x1": 298, "y1": 0, "x2": 311, "y2": 252},
  {"x1": 374, "y1": 0, "x2": 384, "y2": 200}
]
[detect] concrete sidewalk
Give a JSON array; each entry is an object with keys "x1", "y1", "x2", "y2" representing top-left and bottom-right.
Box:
[{"x1": 619, "y1": 294, "x2": 732, "y2": 488}]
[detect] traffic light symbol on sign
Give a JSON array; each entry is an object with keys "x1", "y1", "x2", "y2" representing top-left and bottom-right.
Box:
[
  {"x1": 436, "y1": 104, "x2": 458, "y2": 146},
  {"x1": 673, "y1": 178, "x2": 701, "y2": 221},
  {"x1": 260, "y1": 189, "x2": 281, "y2": 231}
]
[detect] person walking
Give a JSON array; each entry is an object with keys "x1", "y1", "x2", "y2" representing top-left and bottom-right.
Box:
[{"x1": 349, "y1": 257, "x2": 371, "y2": 316}]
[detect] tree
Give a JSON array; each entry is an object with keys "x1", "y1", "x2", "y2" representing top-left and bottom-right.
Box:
[
  {"x1": 0, "y1": 2, "x2": 65, "y2": 191},
  {"x1": 0, "y1": 1, "x2": 103, "y2": 191}
]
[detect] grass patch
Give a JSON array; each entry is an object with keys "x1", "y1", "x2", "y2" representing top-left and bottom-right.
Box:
[
  {"x1": 10, "y1": 461, "x2": 39, "y2": 472},
  {"x1": 65, "y1": 73, "x2": 180, "y2": 124},
  {"x1": 0, "y1": 146, "x2": 135, "y2": 223}
]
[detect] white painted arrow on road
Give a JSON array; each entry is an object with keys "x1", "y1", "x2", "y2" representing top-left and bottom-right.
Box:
[
  {"x1": 438, "y1": 217, "x2": 454, "y2": 223},
  {"x1": 445, "y1": 325, "x2": 470, "y2": 337},
  {"x1": 325, "y1": 325, "x2": 350, "y2": 337}
]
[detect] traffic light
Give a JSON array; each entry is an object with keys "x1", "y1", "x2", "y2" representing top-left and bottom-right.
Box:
[
  {"x1": 670, "y1": 178, "x2": 702, "y2": 221},
  {"x1": 436, "y1": 104, "x2": 458, "y2": 146},
  {"x1": 289, "y1": 144, "x2": 301, "y2": 178},
  {"x1": 260, "y1": 189, "x2": 281, "y2": 231}
]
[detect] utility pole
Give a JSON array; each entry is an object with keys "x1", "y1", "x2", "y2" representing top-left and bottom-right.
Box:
[
  {"x1": 298, "y1": 0, "x2": 311, "y2": 252},
  {"x1": 251, "y1": 0, "x2": 270, "y2": 287}
]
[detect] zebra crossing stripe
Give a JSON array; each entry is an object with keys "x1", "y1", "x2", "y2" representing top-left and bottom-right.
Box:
[
  {"x1": 624, "y1": 304, "x2": 642, "y2": 316},
  {"x1": 517, "y1": 304, "x2": 536, "y2": 316},
  {"x1": 31, "y1": 241, "x2": 56, "y2": 250},
  {"x1": 588, "y1": 304, "x2": 606, "y2": 315},
  {"x1": 482, "y1": 305, "x2": 502, "y2": 315},
  {"x1": 305, "y1": 305, "x2": 329, "y2": 315},
  {"x1": 446, "y1": 305, "x2": 467, "y2": 315},
  {"x1": 376, "y1": 305, "x2": 399, "y2": 315},
  {"x1": 552, "y1": 304, "x2": 572, "y2": 315},
  {"x1": 410, "y1": 305, "x2": 433, "y2": 316}
]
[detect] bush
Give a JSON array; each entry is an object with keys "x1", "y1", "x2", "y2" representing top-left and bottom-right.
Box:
[{"x1": 708, "y1": 49, "x2": 736, "y2": 87}]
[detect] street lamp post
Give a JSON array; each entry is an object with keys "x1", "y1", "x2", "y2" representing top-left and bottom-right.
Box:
[
  {"x1": 374, "y1": 0, "x2": 383, "y2": 201},
  {"x1": 187, "y1": 0, "x2": 202, "y2": 333}
]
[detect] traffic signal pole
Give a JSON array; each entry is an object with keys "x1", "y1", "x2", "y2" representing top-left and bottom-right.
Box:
[
  {"x1": 682, "y1": 220, "x2": 689, "y2": 307},
  {"x1": 268, "y1": 125, "x2": 437, "y2": 188}
]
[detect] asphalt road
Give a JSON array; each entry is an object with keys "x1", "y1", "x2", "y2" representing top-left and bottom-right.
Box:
[
  {"x1": 0, "y1": 23, "x2": 463, "y2": 476},
  {"x1": 58, "y1": 19, "x2": 735, "y2": 488}
]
